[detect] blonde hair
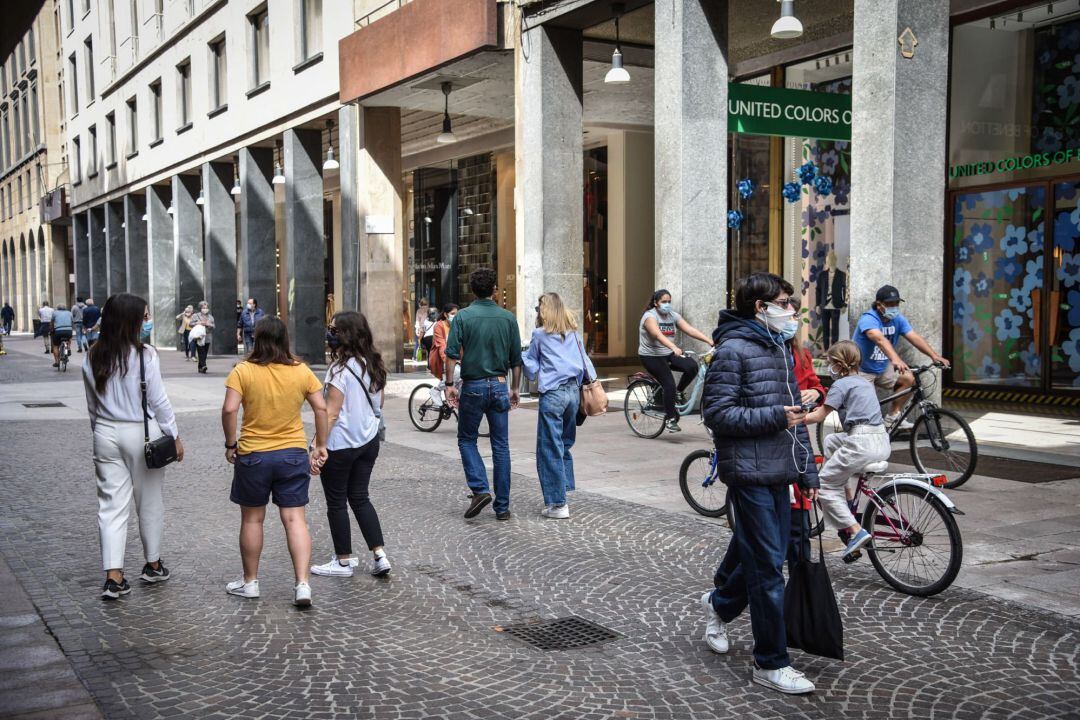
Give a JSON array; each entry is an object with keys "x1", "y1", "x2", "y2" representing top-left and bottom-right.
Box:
[
  {"x1": 826, "y1": 340, "x2": 861, "y2": 376},
  {"x1": 536, "y1": 293, "x2": 578, "y2": 337}
]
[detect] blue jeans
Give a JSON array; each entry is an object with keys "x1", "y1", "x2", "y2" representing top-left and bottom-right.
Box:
[
  {"x1": 536, "y1": 380, "x2": 578, "y2": 506},
  {"x1": 457, "y1": 378, "x2": 511, "y2": 513},
  {"x1": 74, "y1": 323, "x2": 86, "y2": 350},
  {"x1": 243, "y1": 333, "x2": 255, "y2": 354},
  {"x1": 709, "y1": 484, "x2": 791, "y2": 670}
]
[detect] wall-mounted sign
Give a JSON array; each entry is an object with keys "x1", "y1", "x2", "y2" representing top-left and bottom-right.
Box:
[
  {"x1": 728, "y1": 83, "x2": 852, "y2": 142},
  {"x1": 364, "y1": 215, "x2": 394, "y2": 234},
  {"x1": 898, "y1": 27, "x2": 918, "y2": 59},
  {"x1": 949, "y1": 148, "x2": 1080, "y2": 179}
]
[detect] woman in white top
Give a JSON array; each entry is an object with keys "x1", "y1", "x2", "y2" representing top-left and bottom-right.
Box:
[
  {"x1": 83, "y1": 293, "x2": 184, "y2": 600},
  {"x1": 309, "y1": 311, "x2": 391, "y2": 578}
]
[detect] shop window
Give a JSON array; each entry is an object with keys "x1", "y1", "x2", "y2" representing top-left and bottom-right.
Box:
[
  {"x1": 950, "y1": 185, "x2": 1044, "y2": 387},
  {"x1": 584, "y1": 147, "x2": 608, "y2": 354},
  {"x1": 949, "y1": 12, "x2": 1080, "y2": 190},
  {"x1": 1050, "y1": 180, "x2": 1080, "y2": 389}
]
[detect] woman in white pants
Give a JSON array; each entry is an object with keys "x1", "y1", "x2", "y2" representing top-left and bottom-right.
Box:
[{"x1": 84, "y1": 293, "x2": 184, "y2": 600}]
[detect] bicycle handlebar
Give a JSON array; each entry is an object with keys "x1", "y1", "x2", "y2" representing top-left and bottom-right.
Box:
[{"x1": 912, "y1": 362, "x2": 947, "y2": 375}]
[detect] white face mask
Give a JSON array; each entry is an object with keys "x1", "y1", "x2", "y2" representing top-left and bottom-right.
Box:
[
  {"x1": 247, "y1": 303, "x2": 254, "y2": 311},
  {"x1": 449, "y1": 314, "x2": 457, "y2": 323},
  {"x1": 757, "y1": 302, "x2": 795, "y2": 333}
]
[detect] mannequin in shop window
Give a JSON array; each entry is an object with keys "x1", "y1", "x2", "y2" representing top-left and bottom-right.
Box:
[{"x1": 815, "y1": 252, "x2": 847, "y2": 351}]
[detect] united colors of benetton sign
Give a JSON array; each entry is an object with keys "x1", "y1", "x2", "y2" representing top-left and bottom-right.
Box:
[{"x1": 728, "y1": 83, "x2": 852, "y2": 142}]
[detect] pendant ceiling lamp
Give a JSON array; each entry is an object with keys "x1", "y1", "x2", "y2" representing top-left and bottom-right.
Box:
[
  {"x1": 771, "y1": 0, "x2": 803, "y2": 40},
  {"x1": 605, "y1": 3, "x2": 630, "y2": 84},
  {"x1": 437, "y1": 82, "x2": 457, "y2": 144},
  {"x1": 272, "y1": 141, "x2": 285, "y2": 184},
  {"x1": 323, "y1": 119, "x2": 340, "y2": 170}
]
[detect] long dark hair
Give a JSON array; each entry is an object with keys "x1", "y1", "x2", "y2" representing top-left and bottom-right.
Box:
[
  {"x1": 89, "y1": 293, "x2": 146, "y2": 394},
  {"x1": 328, "y1": 311, "x2": 387, "y2": 393},
  {"x1": 246, "y1": 316, "x2": 299, "y2": 365},
  {"x1": 644, "y1": 288, "x2": 670, "y2": 313}
]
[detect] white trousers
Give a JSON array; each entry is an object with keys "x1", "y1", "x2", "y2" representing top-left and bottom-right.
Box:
[
  {"x1": 93, "y1": 418, "x2": 165, "y2": 571},
  {"x1": 818, "y1": 426, "x2": 891, "y2": 530}
]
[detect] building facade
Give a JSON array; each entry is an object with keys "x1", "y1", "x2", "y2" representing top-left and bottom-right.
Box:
[
  {"x1": 1, "y1": 0, "x2": 70, "y2": 333},
  {"x1": 49, "y1": 0, "x2": 1080, "y2": 403}
]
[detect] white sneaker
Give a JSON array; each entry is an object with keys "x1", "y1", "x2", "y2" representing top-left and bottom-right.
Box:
[
  {"x1": 310, "y1": 556, "x2": 355, "y2": 577},
  {"x1": 700, "y1": 591, "x2": 729, "y2": 654},
  {"x1": 752, "y1": 665, "x2": 815, "y2": 694},
  {"x1": 294, "y1": 581, "x2": 312, "y2": 608},
  {"x1": 225, "y1": 578, "x2": 259, "y2": 598},
  {"x1": 371, "y1": 552, "x2": 391, "y2": 577},
  {"x1": 541, "y1": 504, "x2": 570, "y2": 519},
  {"x1": 429, "y1": 385, "x2": 443, "y2": 407}
]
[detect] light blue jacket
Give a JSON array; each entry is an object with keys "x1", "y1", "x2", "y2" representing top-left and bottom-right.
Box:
[{"x1": 522, "y1": 328, "x2": 598, "y2": 394}]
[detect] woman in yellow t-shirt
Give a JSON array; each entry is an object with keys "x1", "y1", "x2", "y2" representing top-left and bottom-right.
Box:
[{"x1": 221, "y1": 316, "x2": 328, "y2": 608}]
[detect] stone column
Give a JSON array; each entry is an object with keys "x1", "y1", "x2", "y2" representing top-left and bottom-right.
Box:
[
  {"x1": 654, "y1": 0, "x2": 728, "y2": 338},
  {"x1": 147, "y1": 185, "x2": 176, "y2": 348},
  {"x1": 239, "y1": 146, "x2": 276, "y2": 315},
  {"x1": 520, "y1": 25, "x2": 583, "y2": 323},
  {"x1": 89, "y1": 206, "x2": 107, "y2": 301},
  {"x1": 203, "y1": 161, "x2": 238, "y2": 353},
  {"x1": 73, "y1": 211, "x2": 90, "y2": 299},
  {"x1": 357, "y1": 107, "x2": 404, "y2": 371},
  {"x1": 851, "y1": 0, "x2": 949, "y2": 382},
  {"x1": 173, "y1": 174, "x2": 204, "y2": 313},
  {"x1": 105, "y1": 201, "x2": 126, "y2": 296},
  {"x1": 338, "y1": 105, "x2": 360, "y2": 311},
  {"x1": 283, "y1": 127, "x2": 326, "y2": 365},
  {"x1": 124, "y1": 194, "x2": 148, "y2": 298}
]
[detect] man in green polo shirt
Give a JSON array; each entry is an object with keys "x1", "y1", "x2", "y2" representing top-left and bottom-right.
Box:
[{"x1": 446, "y1": 268, "x2": 523, "y2": 521}]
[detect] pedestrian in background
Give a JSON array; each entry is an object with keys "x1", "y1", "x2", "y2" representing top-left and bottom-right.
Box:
[
  {"x1": 427, "y1": 303, "x2": 458, "y2": 406},
  {"x1": 521, "y1": 293, "x2": 596, "y2": 520},
  {"x1": 72, "y1": 298, "x2": 87, "y2": 352},
  {"x1": 699, "y1": 272, "x2": 818, "y2": 695},
  {"x1": 310, "y1": 311, "x2": 391, "y2": 579},
  {"x1": 191, "y1": 302, "x2": 214, "y2": 374},
  {"x1": 83, "y1": 298, "x2": 101, "y2": 347},
  {"x1": 237, "y1": 297, "x2": 266, "y2": 354},
  {"x1": 38, "y1": 301, "x2": 54, "y2": 354},
  {"x1": 446, "y1": 268, "x2": 522, "y2": 521},
  {"x1": 413, "y1": 297, "x2": 430, "y2": 360},
  {"x1": 1, "y1": 301, "x2": 14, "y2": 335},
  {"x1": 222, "y1": 317, "x2": 327, "y2": 608},
  {"x1": 84, "y1": 293, "x2": 183, "y2": 600},
  {"x1": 176, "y1": 305, "x2": 194, "y2": 360}
]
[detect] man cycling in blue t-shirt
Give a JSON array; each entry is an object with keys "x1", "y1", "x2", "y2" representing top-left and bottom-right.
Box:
[{"x1": 852, "y1": 285, "x2": 949, "y2": 427}]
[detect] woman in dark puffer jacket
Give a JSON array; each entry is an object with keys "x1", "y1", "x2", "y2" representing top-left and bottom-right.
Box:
[{"x1": 698, "y1": 272, "x2": 820, "y2": 696}]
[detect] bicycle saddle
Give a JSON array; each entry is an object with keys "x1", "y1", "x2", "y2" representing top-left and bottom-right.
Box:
[{"x1": 861, "y1": 460, "x2": 889, "y2": 474}]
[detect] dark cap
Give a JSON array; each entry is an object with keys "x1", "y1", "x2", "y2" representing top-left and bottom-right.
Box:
[{"x1": 875, "y1": 285, "x2": 904, "y2": 303}]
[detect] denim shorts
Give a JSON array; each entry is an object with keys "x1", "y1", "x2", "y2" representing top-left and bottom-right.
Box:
[{"x1": 230, "y1": 447, "x2": 310, "y2": 508}]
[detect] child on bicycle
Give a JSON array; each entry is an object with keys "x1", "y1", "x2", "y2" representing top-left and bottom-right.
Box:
[{"x1": 803, "y1": 340, "x2": 891, "y2": 560}]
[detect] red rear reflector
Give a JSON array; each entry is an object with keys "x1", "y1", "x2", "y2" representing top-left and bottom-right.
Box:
[
  {"x1": 931, "y1": 475, "x2": 947, "y2": 487},
  {"x1": 814, "y1": 455, "x2": 825, "y2": 465}
]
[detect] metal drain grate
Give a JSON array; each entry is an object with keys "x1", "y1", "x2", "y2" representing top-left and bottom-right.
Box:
[
  {"x1": 499, "y1": 616, "x2": 620, "y2": 651},
  {"x1": 22, "y1": 402, "x2": 65, "y2": 408}
]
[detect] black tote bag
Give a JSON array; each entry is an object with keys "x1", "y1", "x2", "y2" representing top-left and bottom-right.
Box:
[{"x1": 784, "y1": 506, "x2": 844, "y2": 660}]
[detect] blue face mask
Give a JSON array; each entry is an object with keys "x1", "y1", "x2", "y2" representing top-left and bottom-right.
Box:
[
  {"x1": 140, "y1": 321, "x2": 153, "y2": 340},
  {"x1": 658, "y1": 302, "x2": 673, "y2": 315},
  {"x1": 325, "y1": 330, "x2": 341, "y2": 350},
  {"x1": 779, "y1": 319, "x2": 799, "y2": 341},
  {"x1": 883, "y1": 306, "x2": 901, "y2": 321}
]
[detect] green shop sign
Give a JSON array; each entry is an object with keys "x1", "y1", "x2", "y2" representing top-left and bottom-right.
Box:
[
  {"x1": 949, "y1": 149, "x2": 1080, "y2": 179},
  {"x1": 728, "y1": 83, "x2": 852, "y2": 142}
]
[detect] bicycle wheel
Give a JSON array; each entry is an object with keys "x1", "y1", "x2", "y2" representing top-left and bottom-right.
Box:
[
  {"x1": 909, "y1": 408, "x2": 977, "y2": 489},
  {"x1": 624, "y1": 379, "x2": 665, "y2": 439},
  {"x1": 814, "y1": 412, "x2": 844, "y2": 458},
  {"x1": 408, "y1": 383, "x2": 444, "y2": 432},
  {"x1": 678, "y1": 449, "x2": 728, "y2": 517},
  {"x1": 862, "y1": 484, "x2": 962, "y2": 596}
]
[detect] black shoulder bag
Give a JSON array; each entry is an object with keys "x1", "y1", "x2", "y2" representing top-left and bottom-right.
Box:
[
  {"x1": 784, "y1": 504, "x2": 844, "y2": 659},
  {"x1": 139, "y1": 349, "x2": 179, "y2": 469},
  {"x1": 342, "y1": 362, "x2": 387, "y2": 442}
]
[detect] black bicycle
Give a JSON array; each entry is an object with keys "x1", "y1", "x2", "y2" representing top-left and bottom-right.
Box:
[
  {"x1": 408, "y1": 383, "x2": 489, "y2": 438},
  {"x1": 57, "y1": 336, "x2": 71, "y2": 372},
  {"x1": 815, "y1": 363, "x2": 977, "y2": 489}
]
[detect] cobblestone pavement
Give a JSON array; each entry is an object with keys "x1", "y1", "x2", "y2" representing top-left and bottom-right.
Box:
[{"x1": 0, "y1": 343, "x2": 1078, "y2": 719}]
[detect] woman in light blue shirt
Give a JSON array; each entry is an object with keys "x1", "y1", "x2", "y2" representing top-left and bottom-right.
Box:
[{"x1": 522, "y1": 293, "x2": 597, "y2": 520}]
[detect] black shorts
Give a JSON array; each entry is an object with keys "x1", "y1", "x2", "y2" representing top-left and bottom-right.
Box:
[{"x1": 51, "y1": 329, "x2": 73, "y2": 348}]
